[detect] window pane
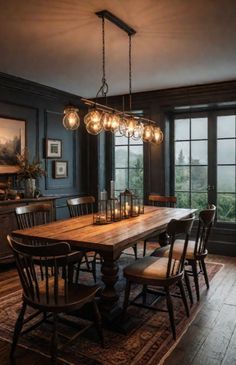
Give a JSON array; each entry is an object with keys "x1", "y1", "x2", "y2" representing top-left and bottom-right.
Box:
[
  {"x1": 130, "y1": 138, "x2": 143, "y2": 145},
  {"x1": 191, "y1": 166, "x2": 207, "y2": 191},
  {"x1": 191, "y1": 141, "x2": 208, "y2": 165},
  {"x1": 217, "y1": 115, "x2": 236, "y2": 138},
  {"x1": 129, "y1": 169, "x2": 143, "y2": 193},
  {"x1": 175, "y1": 119, "x2": 190, "y2": 140},
  {"x1": 175, "y1": 166, "x2": 190, "y2": 191},
  {"x1": 175, "y1": 142, "x2": 189, "y2": 165},
  {"x1": 115, "y1": 146, "x2": 128, "y2": 168},
  {"x1": 217, "y1": 139, "x2": 235, "y2": 164},
  {"x1": 191, "y1": 118, "x2": 208, "y2": 139},
  {"x1": 176, "y1": 192, "x2": 190, "y2": 208},
  {"x1": 129, "y1": 146, "x2": 143, "y2": 168},
  {"x1": 217, "y1": 166, "x2": 235, "y2": 192},
  {"x1": 217, "y1": 193, "x2": 236, "y2": 222},
  {"x1": 191, "y1": 193, "x2": 208, "y2": 212},
  {"x1": 115, "y1": 169, "x2": 128, "y2": 190},
  {"x1": 115, "y1": 135, "x2": 128, "y2": 145}
]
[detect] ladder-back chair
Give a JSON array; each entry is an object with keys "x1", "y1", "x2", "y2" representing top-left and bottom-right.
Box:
[
  {"x1": 67, "y1": 196, "x2": 98, "y2": 281},
  {"x1": 143, "y1": 194, "x2": 177, "y2": 256},
  {"x1": 7, "y1": 235, "x2": 104, "y2": 363},
  {"x1": 154, "y1": 205, "x2": 216, "y2": 303},
  {"x1": 123, "y1": 216, "x2": 194, "y2": 340}
]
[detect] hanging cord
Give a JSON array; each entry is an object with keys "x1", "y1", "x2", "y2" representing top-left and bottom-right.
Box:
[
  {"x1": 96, "y1": 16, "x2": 109, "y2": 101},
  {"x1": 129, "y1": 34, "x2": 132, "y2": 111}
]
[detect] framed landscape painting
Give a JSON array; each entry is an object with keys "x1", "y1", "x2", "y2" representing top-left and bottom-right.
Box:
[{"x1": 0, "y1": 117, "x2": 26, "y2": 174}]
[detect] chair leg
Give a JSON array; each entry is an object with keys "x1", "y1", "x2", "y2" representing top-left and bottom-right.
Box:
[
  {"x1": 200, "y1": 258, "x2": 209, "y2": 289},
  {"x1": 165, "y1": 288, "x2": 176, "y2": 340},
  {"x1": 51, "y1": 313, "x2": 58, "y2": 364},
  {"x1": 184, "y1": 270, "x2": 193, "y2": 305},
  {"x1": 92, "y1": 254, "x2": 97, "y2": 283},
  {"x1": 84, "y1": 253, "x2": 91, "y2": 271},
  {"x1": 10, "y1": 301, "x2": 27, "y2": 358},
  {"x1": 178, "y1": 280, "x2": 190, "y2": 317},
  {"x1": 92, "y1": 300, "x2": 104, "y2": 348},
  {"x1": 143, "y1": 239, "x2": 147, "y2": 257},
  {"x1": 133, "y1": 244, "x2": 138, "y2": 260},
  {"x1": 123, "y1": 280, "x2": 131, "y2": 316},
  {"x1": 191, "y1": 260, "x2": 200, "y2": 301},
  {"x1": 142, "y1": 284, "x2": 147, "y2": 305}
]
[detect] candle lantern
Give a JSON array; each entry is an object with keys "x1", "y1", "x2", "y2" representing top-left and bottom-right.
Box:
[
  {"x1": 111, "y1": 198, "x2": 121, "y2": 221},
  {"x1": 131, "y1": 196, "x2": 140, "y2": 217},
  {"x1": 93, "y1": 199, "x2": 112, "y2": 225},
  {"x1": 120, "y1": 189, "x2": 133, "y2": 219},
  {"x1": 138, "y1": 197, "x2": 144, "y2": 214}
]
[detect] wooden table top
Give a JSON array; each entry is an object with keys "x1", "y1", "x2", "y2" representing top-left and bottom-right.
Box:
[{"x1": 12, "y1": 206, "x2": 196, "y2": 257}]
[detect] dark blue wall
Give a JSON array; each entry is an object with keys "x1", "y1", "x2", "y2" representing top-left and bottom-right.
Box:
[{"x1": 0, "y1": 72, "x2": 91, "y2": 219}]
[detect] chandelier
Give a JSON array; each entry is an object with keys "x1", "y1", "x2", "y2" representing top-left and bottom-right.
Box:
[{"x1": 63, "y1": 10, "x2": 163, "y2": 145}]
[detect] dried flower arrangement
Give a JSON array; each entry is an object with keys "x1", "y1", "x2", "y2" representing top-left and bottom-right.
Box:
[{"x1": 16, "y1": 149, "x2": 46, "y2": 181}]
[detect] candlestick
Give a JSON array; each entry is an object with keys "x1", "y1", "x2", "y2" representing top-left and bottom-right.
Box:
[{"x1": 110, "y1": 180, "x2": 115, "y2": 199}]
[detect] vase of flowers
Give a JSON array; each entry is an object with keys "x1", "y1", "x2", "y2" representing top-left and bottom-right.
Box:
[{"x1": 16, "y1": 150, "x2": 46, "y2": 198}]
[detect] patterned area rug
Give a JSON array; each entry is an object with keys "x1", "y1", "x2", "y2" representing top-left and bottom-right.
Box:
[{"x1": 0, "y1": 253, "x2": 223, "y2": 365}]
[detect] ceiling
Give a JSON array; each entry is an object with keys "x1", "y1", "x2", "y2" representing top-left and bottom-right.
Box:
[{"x1": 0, "y1": 0, "x2": 236, "y2": 98}]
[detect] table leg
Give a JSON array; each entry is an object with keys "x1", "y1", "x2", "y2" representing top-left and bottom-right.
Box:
[{"x1": 100, "y1": 256, "x2": 121, "y2": 321}]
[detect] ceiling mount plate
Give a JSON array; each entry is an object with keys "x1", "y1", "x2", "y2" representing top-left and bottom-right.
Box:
[{"x1": 95, "y1": 10, "x2": 136, "y2": 36}]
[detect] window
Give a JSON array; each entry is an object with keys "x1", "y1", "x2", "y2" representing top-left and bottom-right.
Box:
[
  {"x1": 173, "y1": 112, "x2": 236, "y2": 224},
  {"x1": 114, "y1": 133, "x2": 143, "y2": 197},
  {"x1": 174, "y1": 116, "x2": 208, "y2": 211},
  {"x1": 217, "y1": 115, "x2": 236, "y2": 222}
]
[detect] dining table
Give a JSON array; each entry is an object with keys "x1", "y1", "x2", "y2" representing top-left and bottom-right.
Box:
[{"x1": 12, "y1": 205, "x2": 196, "y2": 323}]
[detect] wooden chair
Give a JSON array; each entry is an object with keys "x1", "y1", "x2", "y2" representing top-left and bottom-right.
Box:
[
  {"x1": 154, "y1": 205, "x2": 216, "y2": 303},
  {"x1": 7, "y1": 235, "x2": 104, "y2": 363},
  {"x1": 143, "y1": 194, "x2": 177, "y2": 256},
  {"x1": 123, "y1": 216, "x2": 194, "y2": 340},
  {"x1": 15, "y1": 203, "x2": 52, "y2": 229},
  {"x1": 67, "y1": 196, "x2": 98, "y2": 281},
  {"x1": 67, "y1": 196, "x2": 95, "y2": 217}
]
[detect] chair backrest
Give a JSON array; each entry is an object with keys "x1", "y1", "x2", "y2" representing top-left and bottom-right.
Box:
[
  {"x1": 7, "y1": 235, "x2": 83, "y2": 307},
  {"x1": 194, "y1": 204, "x2": 216, "y2": 256},
  {"x1": 15, "y1": 203, "x2": 52, "y2": 229},
  {"x1": 148, "y1": 194, "x2": 177, "y2": 207},
  {"x1": 67, "y1": 196, "x2": 95, "y2": 217},
  {"x1": 166, "y1": 217, "x2": 194, "y2": 277}
]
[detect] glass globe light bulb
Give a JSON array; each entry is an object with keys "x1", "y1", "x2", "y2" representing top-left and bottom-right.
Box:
[
  {"x1": 63, "y1": 107, "x2": 80, "y2": 130},
  {"x1": 119, "y1": 116, "x2": 128, "y2": 136},
  {"x1": 102, "y1": 112, "x2": 112, "y2": 131},
  {"x1": 142, "y1": 124, "x2": 154, "y2": 142},
  {"x1": 132, "y1": 123, "x2": 143, "y2": 141},
  {"x1": 86, "y1": 119, "x2": 103, "y2": 135},
  {"x1": 84, "y1": 109, "x2": 102, "y2": 125},
  {"x1": 110, "y1": 113, "x2": 120, "y2": 133},
  {"x1": 124, "y1": 117, "x2": 137, "y2": 138},
  {"x1": 152, "y1": 126, "x2": 164, "y2": 144}
]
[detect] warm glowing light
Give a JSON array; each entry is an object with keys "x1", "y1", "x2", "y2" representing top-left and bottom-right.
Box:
[
  {"x1": 86, "y1": 119, "x2": 103, "y2": 135},
  {"x1": 102, "y1": 112, "x2": 112, "y2": 131},
  {"x1": 132, "y1": 123, "x2": 143, "y2": 141},
  {"x1": 63, "y1": 107, "x2": 80, "y2": 130},
  {"x1": 110, "y1": 113, "x2": 120, "y2": 132},
  {"x1": 142, "y1": 124, "x2": 154, "y2": 142},
  {"x1": 124, "y1": 117, "x2": 137, "y2": 138},
  {"x1": 152, "y1": 126, "x2": 164, "y2": 144},
  {"x1": 84, "y1": 109, "x2": 102, "y2": 125}
]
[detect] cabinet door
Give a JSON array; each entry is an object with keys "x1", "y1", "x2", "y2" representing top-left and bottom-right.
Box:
[{"x1": 0, "y1": 211, "x2": 18, "y2": 262}]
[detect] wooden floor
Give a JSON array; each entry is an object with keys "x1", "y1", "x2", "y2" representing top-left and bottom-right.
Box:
[{"x1": 0, "y1": 254, "x2": 235, "y2": 365}]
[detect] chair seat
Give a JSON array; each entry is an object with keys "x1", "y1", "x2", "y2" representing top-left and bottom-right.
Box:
[
  {"x1": 25, "y1": 278, "x2": 100, "y2": 310},
  {"x1": 153, "y1": 240, "x2": 207, "y2": 260},
  {"x1": 124, "y1": 256, "x2": 180, "y2": 282}
]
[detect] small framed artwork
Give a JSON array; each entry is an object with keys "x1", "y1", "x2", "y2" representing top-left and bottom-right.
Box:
[
  {"x1": 46, "y1": 138, "x2": 62, "y2": 158},
  {"x1": 53, "y1": 160, "x2": 68, "y2": 179},
  {"x1": 0, "y1": 117, "x2": 26, "y2": 174}
]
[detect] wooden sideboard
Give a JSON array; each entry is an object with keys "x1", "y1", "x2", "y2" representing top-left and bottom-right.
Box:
[{"x1": 0, "y1": 196, "x2": 57, "y2": 264}]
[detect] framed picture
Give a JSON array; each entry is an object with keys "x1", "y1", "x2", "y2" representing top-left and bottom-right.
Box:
[
  {"x1": 0, "y1": 117, "x2": 26, "y2": 174},
  {"x1": 53, "y1": 160, "x2": 68, "y2": 179},
  {"x1": 46, "y1": 138, "x2": 62, "y2": 158}
]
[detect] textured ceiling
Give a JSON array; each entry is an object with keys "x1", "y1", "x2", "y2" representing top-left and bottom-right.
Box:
[{"x1": 0, "y1": 0, "x2": 236, "y2": 97}]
